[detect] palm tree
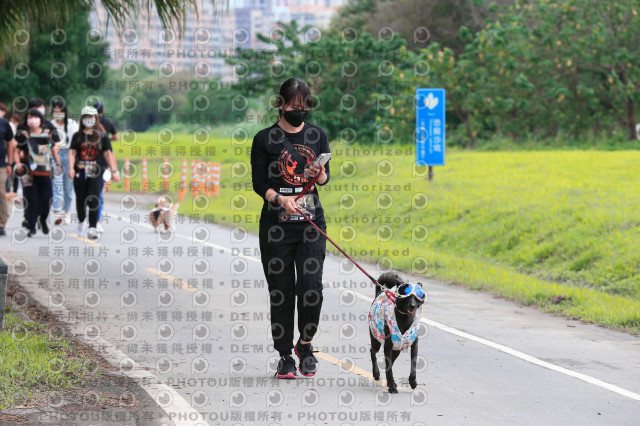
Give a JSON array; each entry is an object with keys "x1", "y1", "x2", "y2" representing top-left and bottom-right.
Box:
[{"x1": 0, "y1": 0, "x2": 224, "y2": 62}]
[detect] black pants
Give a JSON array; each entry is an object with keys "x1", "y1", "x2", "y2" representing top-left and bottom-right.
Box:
[
  {"x1": 259, "y1": 222, "x2": 327, "y2": 356},
  {"x1": 23, "y1": 175, "x2": 52, "y2": 232},
  {"x1": 74, "y1": 176, "x2": 104, "y2": 228}
]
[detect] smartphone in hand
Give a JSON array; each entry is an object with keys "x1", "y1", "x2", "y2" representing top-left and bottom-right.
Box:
[{"x1": 304, "y1": 153, "x2": 332, "y2": 178}]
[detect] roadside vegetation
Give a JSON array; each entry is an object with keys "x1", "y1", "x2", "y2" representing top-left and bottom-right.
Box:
[
  {"x1": 110, "y1": 132, "x2": 640, "y2": 334},
  {"x1": 0, "y1": 309, "x2": 95, "y2": 409}
]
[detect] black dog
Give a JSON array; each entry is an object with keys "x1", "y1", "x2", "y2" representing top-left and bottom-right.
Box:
[{"x1": 369, "y1": 271, "x2": 425, "y2": 393}]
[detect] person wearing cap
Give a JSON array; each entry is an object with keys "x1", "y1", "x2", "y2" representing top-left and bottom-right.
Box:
[
  {"x1": 93, "y1": 102, "x2": 118, "y2": 141},
  {"x1": 68, "y1": 106, "x2": 120, "y2": 240}
]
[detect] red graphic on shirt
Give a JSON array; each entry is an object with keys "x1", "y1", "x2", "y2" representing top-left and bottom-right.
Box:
[
  {"x1": 80, "y1": 141, "x2": 99, "y2": 162},
  {"x1": 278, "y1": 144, "x2": 316, "y2": 186}
]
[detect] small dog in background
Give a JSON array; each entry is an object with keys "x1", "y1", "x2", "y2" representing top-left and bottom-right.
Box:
[
  {"x1": 6, "y1": 193, "x2": 23, "y2": 220},
  {"x1": 149, "y1": 195, "x2": 179, "y2": 233},
  {"x1": 369, "y1": 271, "x2": 426, "y2": 393}
]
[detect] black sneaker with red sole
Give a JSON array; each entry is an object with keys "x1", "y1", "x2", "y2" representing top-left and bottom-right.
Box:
[
  {"x1": 295, "y1": 341, "x2": 318, "y2": 377},
  {"x1": 274, "y1": 355, "x2": 297, "y2": 379}
]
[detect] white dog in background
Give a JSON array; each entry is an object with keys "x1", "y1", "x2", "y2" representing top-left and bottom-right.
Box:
[
  {"x1": 6, "y1": 193, "x2": 23, "y2": 220},
  {"x1": 149, "y1": 195, "x2": 179, "y2": 233}
]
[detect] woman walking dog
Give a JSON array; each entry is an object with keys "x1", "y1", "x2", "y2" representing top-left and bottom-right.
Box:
[{"x1": 251, "y1": 78, "x2": 331, "y2": 379}]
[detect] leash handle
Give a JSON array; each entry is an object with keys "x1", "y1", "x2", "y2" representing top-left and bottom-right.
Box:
[{"x1": 294, "y1": 172, "x2": 321, "y2": 201}]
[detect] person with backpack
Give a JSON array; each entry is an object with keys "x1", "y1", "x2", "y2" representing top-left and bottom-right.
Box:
[
  {"x1": 13, "y1": 109, "x2": 61, "y2": 237},
  {"x1": 50, "y1": 100, "x2": 79, "y2": 225},
  {"x1": 68, "y1": 106, "x2": 120, "y2": 240}
]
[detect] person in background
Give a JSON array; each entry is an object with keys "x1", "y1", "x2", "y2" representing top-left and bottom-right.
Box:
[
  {"x1": 14, "y1": 98, "x2": 56, "y2": 226},
  {"x1": 69, "y1": 106, "x2": 120, "y2": 240},
  {"x1": 93, "y1": 101, "x2": 118, "y2": 233},
  {"x1": 8, "y1": 113, "x2": 20, "y2": 135},
  {"x1": 8, "y1": 113, "x2": 21, "y2": 193},
  {"x1": 93, "y1": 102, "x2": 118, "y2": 142},
  {"x1": 50, "y1": 100, "x2": 78, "y2": 225},
  {"x1": 0, "y1": 103, "x2": 13, "y2": 236},
  {"x1": 27, "y1": 98, "x2": 56, "y2": 133},
  {"x1": 13, "y1": 109, "x2": 61, "y2": 237}
]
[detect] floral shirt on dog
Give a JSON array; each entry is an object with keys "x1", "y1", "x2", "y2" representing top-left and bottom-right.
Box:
[{"x1": 369, "y1": 289, "x2": 422, "y2": 352}]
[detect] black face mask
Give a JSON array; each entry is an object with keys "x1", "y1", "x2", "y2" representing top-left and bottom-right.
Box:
[{"x1": 282, "y1": 109, "x2": 308, "y2": 127}]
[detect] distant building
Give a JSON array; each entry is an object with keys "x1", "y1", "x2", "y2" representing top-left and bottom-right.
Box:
[
  {"x1": 90, "y1": 0, "x2": 346, "y2": 81},
  {"x1": 90, "y1": 2, "x2": 228, "y2": 76}
]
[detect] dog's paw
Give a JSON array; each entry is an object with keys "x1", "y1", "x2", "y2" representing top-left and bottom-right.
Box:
[
  {"x1": 373, "y1": 372, "x2": 380, "y2": 381},
  {"x1": 388, "y1": 385, "x2": 398, "y2": 394},
  {"x1": 409, "y1": 377, "x2": 418, "y2": 389}
]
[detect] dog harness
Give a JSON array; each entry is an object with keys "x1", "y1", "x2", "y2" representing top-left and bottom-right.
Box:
[{"x1": 369, "y1": 289, "x2": 422, "y2": 352}]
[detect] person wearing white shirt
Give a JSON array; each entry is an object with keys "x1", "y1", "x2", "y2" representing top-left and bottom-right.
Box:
[{"x1": 51, "y1": 100, "x2": 79, "y2": 225}]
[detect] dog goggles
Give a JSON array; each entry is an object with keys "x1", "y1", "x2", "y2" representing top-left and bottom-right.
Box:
[{"x1": 395, "y1": 283, "x2": 426, "y2": 301}]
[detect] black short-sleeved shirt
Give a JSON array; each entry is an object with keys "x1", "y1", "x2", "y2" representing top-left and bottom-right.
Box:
[
  {"x1": 100, "y1": 116, "x2": 117, "y2": 137},
  {"x1": 69, "y1": 131, "x2": 113, "y2": 173},
  {"x1": 251, "y1": 121, "x2": 331, "y2": 228},
  {"x1": 0, "y1": 118, "x2": 13, "y2": 167}
]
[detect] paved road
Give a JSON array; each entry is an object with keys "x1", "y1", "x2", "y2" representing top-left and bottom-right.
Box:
[{"x1": 2, "y1": 192, "x2": 639, "y2": 426}]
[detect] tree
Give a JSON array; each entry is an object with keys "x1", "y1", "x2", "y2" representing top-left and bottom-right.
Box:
[
  {"x1": 0, "y1": 0, "x2": 224, "y2": 62},
  {"x1": 328, "y1": 0, "x2": 516, "y2": 53},
  {"x1": 385, "y1": 0, "x2": 640, "y2": 144},
  {"x1": 0, "y1": 7, "x2": 108, "y2": 112}
]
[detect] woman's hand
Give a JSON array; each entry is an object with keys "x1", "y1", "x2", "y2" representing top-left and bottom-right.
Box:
[
  {"x1": 69, "y1": 169, "x2": 75, "y2": 180},
  {"x1": 306, "y1": 162, "x2": 325, "y2": 178},
  {"x1": 278, "y1": 195, "x2": 299, "y2": 215},
  {"x1": 111, "y1": 170, "x2": 121, "y2": 182}
]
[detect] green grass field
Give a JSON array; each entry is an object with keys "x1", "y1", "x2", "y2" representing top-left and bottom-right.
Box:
[
  {"x1": 109, "y1": 130, "x2": 640, "y2": 333},
  {"x1": 0, "y1": 310, "x2": 95, "y2": 408}
]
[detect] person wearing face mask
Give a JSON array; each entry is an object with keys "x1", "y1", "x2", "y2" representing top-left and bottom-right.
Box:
[
  {"x1": 251, "y1": 77, "x2": 331, "y2": 379},
  {"x1": 17, "y1": 98, "x2": 56, "y2": 134},
  {"x1": 50, "y1": 100, "x2": 79, "y2": 225},
  {"x1": 68, "y1": 106, "x2": 120, "y2": 240},
  {"x1": 7, "y1": 113, "x2": 21, "y2": 194},
  {"x1": 92, "y1": 102, "x2": 118, "y2": 233},
  {"x1": 13, "y1": 109, "x2": 61, "y2": 237},
  {"x1": 0, "y1": 103, "x2": 14, "y2": 236}
]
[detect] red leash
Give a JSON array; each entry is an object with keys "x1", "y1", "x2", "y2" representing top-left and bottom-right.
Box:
[
  {"x1": 293, "y1": 206, "x2": 390, "y2": 296},
  {"x1": 290, "y1": 171, "x2": 391, "y2": 298},
  {"x1": 294, "y1": 173, "x2": 321, "y2": 201}
]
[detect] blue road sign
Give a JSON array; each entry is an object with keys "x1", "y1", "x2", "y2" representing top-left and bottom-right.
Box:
[{"x1": 416, "y1": 88, "x2": 445, "y2": 166}]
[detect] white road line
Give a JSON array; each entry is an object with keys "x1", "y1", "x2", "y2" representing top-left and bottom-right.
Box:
[
  {"x1": 350, "y1": 290, "x2": 640, "y2": 402},
  {"x1": 110, "y1": 207, "x2": 640, "y2": 402},
  {"x1": 0, "y1": 254, "x2": 210, "y2": 426},
  {"x1": 420, "y1": 316, "x2": 640, "y2": 401},
  {"x1": 105, "y1": 211, "x2": 262, "y2": 264}
]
